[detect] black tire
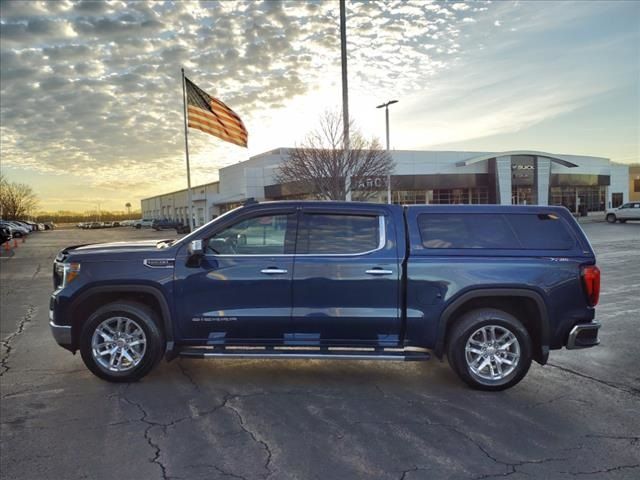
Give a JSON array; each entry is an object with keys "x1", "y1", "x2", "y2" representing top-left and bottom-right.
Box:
[
  {"x1": 446, "y1": 308, "x2": 532, "y2": 391},
  {"x1": 135, "y1": 224, "x2": 142, "y2": 229},
  {"x1": 79, "y1": 301, "x2": 164, "y2": 382},
  {"x1": 606, "y1": 214, "x2": 616, "y2": 223}
]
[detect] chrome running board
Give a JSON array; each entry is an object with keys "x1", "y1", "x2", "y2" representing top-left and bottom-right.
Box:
[{"x1": 179, "y1": 347, "x2": 430, "y2": 362}]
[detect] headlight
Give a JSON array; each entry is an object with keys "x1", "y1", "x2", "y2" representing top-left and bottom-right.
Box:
[{"x1": 62, "y1": 262, "x2": 81, "y2": 287}]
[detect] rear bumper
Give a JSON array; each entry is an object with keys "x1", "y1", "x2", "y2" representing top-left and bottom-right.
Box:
[{"x1": 566, "y1": 322, "x2": 601, "y2": 349}]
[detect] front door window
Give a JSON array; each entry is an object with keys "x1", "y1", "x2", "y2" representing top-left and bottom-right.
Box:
[{"x1": 207, "y1": 214, "x2": 293, "y2": 255}]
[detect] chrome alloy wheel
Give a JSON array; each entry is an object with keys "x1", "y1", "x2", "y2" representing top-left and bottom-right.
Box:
[
  {"x1": 465, "y1": 325, "x2": 520, "y2": 381},
  {"x1": 91, "y1": 317, "x2": 147, "y2": 372}
]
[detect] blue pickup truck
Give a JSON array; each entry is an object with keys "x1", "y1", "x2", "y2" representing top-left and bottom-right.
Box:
[{"x1": 50, "y1": 201, "x2": 601, "y2": 390}]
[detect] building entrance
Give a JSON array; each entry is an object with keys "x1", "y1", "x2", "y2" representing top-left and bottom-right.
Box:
[{"x1": 512, "y1": 186, "x2": 535, "y2": 205}]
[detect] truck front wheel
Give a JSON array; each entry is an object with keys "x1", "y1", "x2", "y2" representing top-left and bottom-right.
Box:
[
  {"x1": 446, "y1": 308, "x2": 532, "y2": 391},
  {"x1": 79, "y1": 301, "x2": 164, "y2": 382}
]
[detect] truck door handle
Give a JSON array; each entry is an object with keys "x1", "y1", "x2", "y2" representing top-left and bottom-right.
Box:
[
  {"x1": 365, "y1": 268, "x2": 393, "y2": 275},
  {"x1": 260, "y1": 268, "x2": 288, "y2": 275}
]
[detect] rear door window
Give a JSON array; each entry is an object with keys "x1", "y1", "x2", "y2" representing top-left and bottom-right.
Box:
[
  {"x1": 297, "y1": 213, "x2": 380, "y2": 254},
  {"x1": 417, "y1": 213, "x2": 575, "y2": 250}
]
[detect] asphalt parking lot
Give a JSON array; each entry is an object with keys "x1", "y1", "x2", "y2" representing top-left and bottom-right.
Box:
[{"x1": 1, "y1": 223, "x2": 638, "y2": 480}]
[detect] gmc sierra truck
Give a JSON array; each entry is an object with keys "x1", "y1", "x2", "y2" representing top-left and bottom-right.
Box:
[{"x1": 50, "y1": 201, "x2": 601, "y2": 390}]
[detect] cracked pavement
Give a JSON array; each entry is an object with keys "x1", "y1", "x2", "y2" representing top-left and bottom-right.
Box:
[{"x1": 1, "y1": 223, "x2": 639, "y2": 479}]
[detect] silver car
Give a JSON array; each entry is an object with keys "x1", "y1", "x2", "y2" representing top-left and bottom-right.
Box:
[{"x1": 606, "y1": 202, "x2": 640, "y2": 223}]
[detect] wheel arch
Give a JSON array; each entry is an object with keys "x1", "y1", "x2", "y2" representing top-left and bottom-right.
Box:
[
  {"x1": 68, "y1": 284, "x2": 174, "y2": 355},
  {"x1": 434, "y1": 288, "x2": 550, "y2": 364}
]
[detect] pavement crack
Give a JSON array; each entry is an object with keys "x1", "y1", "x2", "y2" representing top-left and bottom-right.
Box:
[
  {"x1": 562, "y1": 464, "x2": 640, "y2": 476},
  {"x1": 0, "y1": 305, "x2": 36, "y2": 376},
  {"x1": 185, "y1": 463, "x2": 249, "y2": 480},
  {"x1": 31, "y1": 263, "x2": 41, "y2": 280},
  {"x1": 585, "y1": 434, "x2": 639, "y2": 446},
  {"x1": 115, "y1": 389, "x2": 249, "y2": 479},
  {"x1": 224, "y1": 399, "x2": 274, "y2": 479},
  {"x1": 547, "y1": 362, "x2": 640, "y2": 397},
  {"x1": 211, "y1": 465, "x2": 249, "y2": 480},
  {"x1": 349, "y1": 418, "x2": 567, "y2": 479},
  {"x1": 176, "y1": 360, "x2": 200, "y2": 391},
  {"x1": 120, "y1": 392, "x2": 170, "y2": 480},
  {"x1": 398, "y1": 466, "x2": 428, "y2": 480}
]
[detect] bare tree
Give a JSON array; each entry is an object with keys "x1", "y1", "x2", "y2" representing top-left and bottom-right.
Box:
[
  {"x1": 275, "y1": 111, "x2": 394, "y2": 201},
  {"x1": 125, "y1": 202, "x2": 132, "y2": 216},
  {"x1": 0, "y1": 175, "x2": 38, "y2": 220}
]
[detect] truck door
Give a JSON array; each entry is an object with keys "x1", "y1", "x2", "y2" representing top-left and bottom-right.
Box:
[
  {"x1": 291, "y1": 207, "x2": 401, "y2": 346},
  {"x1": 174, "y1": 208, "x2": 297, "y2": 343}
]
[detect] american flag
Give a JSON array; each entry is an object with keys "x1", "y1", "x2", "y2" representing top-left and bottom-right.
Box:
[{"x1": 185, "y1": 77, "x2": 248, "y2": 148}]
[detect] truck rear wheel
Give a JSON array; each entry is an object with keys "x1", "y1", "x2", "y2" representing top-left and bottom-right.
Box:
[
  {"x1": 606, "y1": 214, "x2": 617, "y2": 223},
  {"x1": 79, "y1": 301, "x2": 164, "y2": 382},
  {"x1": 446, "y1": 308, "x2": 532, "y2": 391}
]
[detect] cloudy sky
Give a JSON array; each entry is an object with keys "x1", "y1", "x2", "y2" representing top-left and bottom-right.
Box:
[{"x1": 1, "y1": 0, "x2": 638, "y2": 211}]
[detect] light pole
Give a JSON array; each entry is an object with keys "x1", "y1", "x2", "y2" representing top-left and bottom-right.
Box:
[
  {"x1": 340, "y1": 0, "x2": 351, "y2": 201},
  {"x1": 376, "y1": 100, "x2": 398, "y2": 204}
]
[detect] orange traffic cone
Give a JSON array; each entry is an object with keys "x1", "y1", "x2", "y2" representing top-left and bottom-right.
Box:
[
  {"x1": 13, "y1": 238, "x2": 18, "y2": 248},
  {"x1": 3, "y1": 242, "x2": 10, "y2": 252}
]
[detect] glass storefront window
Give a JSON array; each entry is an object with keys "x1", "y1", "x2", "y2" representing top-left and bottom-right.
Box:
[
  {"x1": 550, "y1": 186, "x2": 606, "y2": 212},
  {"x1": 392, "y1": 188, "x2": 488, "y2": 205}
]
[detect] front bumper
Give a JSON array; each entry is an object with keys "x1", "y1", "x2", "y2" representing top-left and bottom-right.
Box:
[
  {"x1": 566, "y1": 322, "x2": 601, "y2": 349},
  {"x1": 49, "y1": 293, "x2": 74, "y2": 351},
  {"x1": 49, "y1": 320, "x2": 72, "y2": 348}
]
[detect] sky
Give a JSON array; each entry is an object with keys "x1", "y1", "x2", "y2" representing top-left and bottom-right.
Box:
[{"x1": 1, "y1": 0, "x2": 638, "y2": 212}]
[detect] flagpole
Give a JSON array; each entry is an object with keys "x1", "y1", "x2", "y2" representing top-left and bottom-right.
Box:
[{"x1": 181, "y1": 67, "x2": 195, "y2": 231}]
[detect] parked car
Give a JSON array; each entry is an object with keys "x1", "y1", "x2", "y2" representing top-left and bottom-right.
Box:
[
  {"x1": 0, "y1": 221, "x2": 29, "y2": 238},
  {"x1": 0, "y1": 226, "x2": 12, "y2": 244},
  {"x1": 49, "y1": 202, "x2": 601, "y2": 390},
  {"x1": 103, "y1": 222, "x2": 114, "y2": 228},
  {"x1": 134, "y1": 219, "x2": 154, "y2": 229},
  {"x1": 152, "y1": 219, "x2": 186, "y2": 231},
  {"x1": 606, "y1": 202, "x2": 640, "y2": 223},
  {"x1": 14, "y1": 220, "x2": 35, "y2": 232},
  {"x1": 20, "y1": 221, "x2": 36, "y2": 231},
  {"x1": 44, "y1": 222, "x2": 56, "y2": 230}
]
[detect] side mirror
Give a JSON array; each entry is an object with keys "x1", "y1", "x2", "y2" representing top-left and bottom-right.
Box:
[
  {"x1": 188, "y1": 239, "x2": 204, "y2": 256},
  {"x1": 186, "y1": 239, "x2": 204, "y2": 268}
]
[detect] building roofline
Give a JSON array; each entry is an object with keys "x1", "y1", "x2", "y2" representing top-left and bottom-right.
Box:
[
  {"x1": 455, "y1": 150, "x2": 582, "y2": 168},
  {"x1": 140, "y1": 180, "x2": 219, "y2": 202}
]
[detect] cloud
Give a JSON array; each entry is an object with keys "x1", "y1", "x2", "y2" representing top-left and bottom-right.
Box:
[
  {"x1": 1, "y1": 0, "x2": 479, "y2": 198},
  {"x1": 1, "y1": 0, "x2": 637, "y2": 209}
]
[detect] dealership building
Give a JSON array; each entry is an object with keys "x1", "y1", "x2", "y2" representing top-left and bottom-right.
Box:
[{"x1": 141, "y1": 148, "x2": 631, "y2": 227}]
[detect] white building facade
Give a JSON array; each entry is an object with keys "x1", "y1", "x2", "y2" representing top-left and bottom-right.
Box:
[{"x1": 141, "y1": 148, "x2": 630, "y2": 227}]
